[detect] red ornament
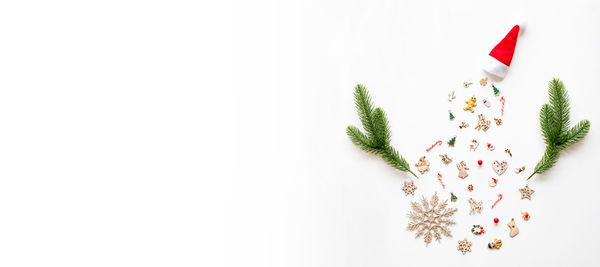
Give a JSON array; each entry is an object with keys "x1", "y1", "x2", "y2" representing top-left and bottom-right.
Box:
[
  {"x1": 494, "y1": 217, "x2": 499, "y2": 223},
  {"x1": 478, "y1": 160, "x2": 483, "y2": 166}
]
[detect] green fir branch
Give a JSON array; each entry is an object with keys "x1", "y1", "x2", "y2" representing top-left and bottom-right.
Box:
[
  {"x1": 528, "y1": 78, "x2": 591, "y2": 180},
  {"x1": 346, "y1": 84, "x2": 417, "y2": 178}
]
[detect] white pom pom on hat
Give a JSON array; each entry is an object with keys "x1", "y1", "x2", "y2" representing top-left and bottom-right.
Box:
[{"x1": 483, "y1": 23, "x2": 526, "y2": 79}]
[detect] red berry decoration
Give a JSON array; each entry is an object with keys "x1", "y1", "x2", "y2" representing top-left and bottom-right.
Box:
[
  {"x1": 493, "y1": 217, "x2": 499, "y2": 224},
  {"x1": 478, "y1": 160, "x2": 483, "y2": 166}
]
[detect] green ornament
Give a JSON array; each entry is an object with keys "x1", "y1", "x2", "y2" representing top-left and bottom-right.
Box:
[{"x1": 492, "y1": 84, "x2": 500, "y2": 96}]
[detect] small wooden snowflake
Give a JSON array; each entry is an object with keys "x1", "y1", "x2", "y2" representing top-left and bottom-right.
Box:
[
  {"x1": 480, "y1": 77, "x2": 488, "y2": 86},
  {"x1": 457, "y1": 238, "x2": 472, "y2": 255},
  {"x1": 519, "y1": 185, "x2": 535, "y2": 200},
  {"x1": 402, "y1": 180, "x2": 417, "y2": 196}
]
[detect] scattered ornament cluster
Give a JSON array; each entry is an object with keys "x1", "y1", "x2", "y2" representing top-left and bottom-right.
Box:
[{"x1": 406, "y1": 78, "x2": 537, "y2": 254}]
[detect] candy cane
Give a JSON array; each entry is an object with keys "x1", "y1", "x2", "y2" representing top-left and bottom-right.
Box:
[
  {"x1": 437, "y1": 173, "x2": 445, "y2": 189},
  {"x1": 491, "y1": 194, "x2": 503, "y2": 209},
  {"x1": 500, "y1": 96, "x2": 505, "y2": 116},
  {"x1": 426, "y1": 140, "x2": 442, "y2": 152}
]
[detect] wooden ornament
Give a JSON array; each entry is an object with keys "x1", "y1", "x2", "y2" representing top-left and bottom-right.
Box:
[
  {"x1": 480, "y1": 77, "x2": 488, "y2": 86},
  {"x1": 507, "y1": 218, "x2": 519, "y2": 238},
  {"x1": 492, "y1": 160, "x2": 508, "y2": 175},
  {"x1": 457, "y1": 161, "x2": 469, "y2": 179},
  {"x1": 468, "y1": 198, "x2": 483, "y2": 215},
  {"x1": 402, "y1": 180, "x2": 417, "y2": 196},
  {"x1": 519, "y1": 185, "x2": 535, "y2": 200},
  {"x1": 475, "y1": 114, "x2": 490, "y2": 131},
  {"x1": 440, "y1": 154, "x2": 452, "y2": 164},
  {"x1": 457, "y1": 238, "x2": 472, "y2": 255},
  {"x1": 469, "y1": 140, "x2": 479, "y2": 151},
  {"x1": 448, "y1": 91, "x2": 456, "y2": 102},
  {"x1": 414, "y1": 156, "x2": 430, "y2": 174}
]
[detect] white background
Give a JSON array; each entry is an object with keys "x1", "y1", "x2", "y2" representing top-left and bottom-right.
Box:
[{"x1": 1, "y1": 0, "x2": 599, "y2": 266}]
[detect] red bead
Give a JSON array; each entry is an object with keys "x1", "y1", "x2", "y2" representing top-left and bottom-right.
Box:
[
  {"x1": 478, "y1": 160, "x2": 483, "y2": 165},
  {"x1": 493, "y1": 217, "x2": 499, "y2": 223}
]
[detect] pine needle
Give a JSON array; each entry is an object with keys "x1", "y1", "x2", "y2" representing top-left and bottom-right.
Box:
[
  {"x1": 528, "y1": 78, "x2": 591, "y2": 180},
  {"x1": 346, "y1": 84, "x2": 417, "y2": 178}
]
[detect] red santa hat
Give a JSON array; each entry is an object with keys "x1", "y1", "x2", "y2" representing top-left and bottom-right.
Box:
[{"x1": 483, "y1": 23, "x2": 526, "y2": 79}]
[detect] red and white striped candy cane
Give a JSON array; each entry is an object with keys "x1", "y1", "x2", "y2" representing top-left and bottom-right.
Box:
[
  {"x1": 426, "y1": 140, "x2": 442, "y2": 152},
  {"x1": 500, "y1": 96, "x2": 505, "y2": 116},
  {"x1": 437, "y1": 173, "x2": 445, "y2": 189},
  {"x1": 491, "y1": 194, "x2": 503, "y2": 208}
]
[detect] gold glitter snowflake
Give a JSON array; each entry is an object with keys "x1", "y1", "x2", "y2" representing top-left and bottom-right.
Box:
[{"x1": 407, "y1": 192, "x2": 457, "y2": 246}]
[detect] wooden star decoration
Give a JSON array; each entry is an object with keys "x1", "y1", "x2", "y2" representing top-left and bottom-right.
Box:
[
  {"x1": 457, "y1": 238, "x2": 472, "y2": 255},
  {"x1": 519, "y1": 185, "x2": 535, "y2": 200},
  {"x1": 402, "y1": 180, "x2": 417, "y2": 196}
]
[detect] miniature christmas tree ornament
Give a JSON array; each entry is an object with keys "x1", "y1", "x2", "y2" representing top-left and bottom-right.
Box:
[
  {"x1": 450, "y1": 192, "x2": 458, "y2": 202},
  {"x1": 448, "y1": 110, "x2": 455, "y2": 120},
  {"x1": 492, "y1": 83, "x2": 501, "y2": 96},
  {"x1": 447, "y1": 136, "x2": 457, "y2": 147}
]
